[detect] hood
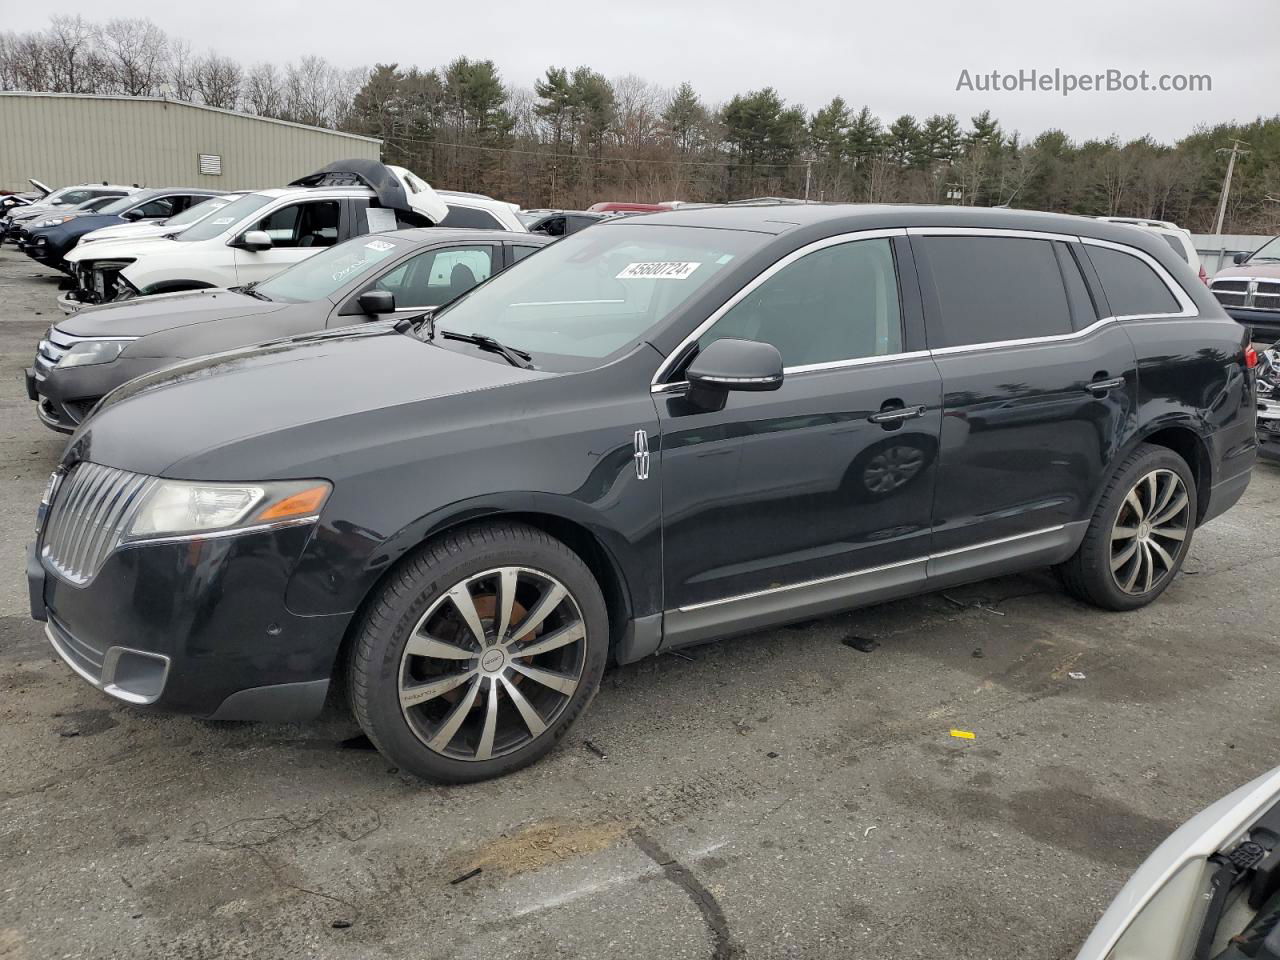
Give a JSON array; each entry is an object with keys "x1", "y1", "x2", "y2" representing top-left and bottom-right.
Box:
[
  {"x1": 57, "y1": 288, "x2": 287, "y2": 339},
  {"x1": 80, "y1": 221, "x2": 184, "y2": 245},
  {"x1": 70, "y1": 325, "x2": 551, "y2": 478},
  {"x1": 289, "y1": 159, "x2": 448, "y2": 224},
  {"x1": 30, "y1": 178, "x2": 52, "y2": 196},
  {"x1": 37, "y1": 213, "x2": 121, "y2": 234},
  {"x1": 1215, "y1": 262, "x2": 1280, "y2": 281},
  {"x1": 64, "y1": 233, "x2": 179, "y2": 265}
]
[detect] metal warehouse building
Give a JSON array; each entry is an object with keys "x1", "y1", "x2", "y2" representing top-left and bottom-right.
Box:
[{"x1": 0, "y1": 92, "x2": 381, "y2": 193}]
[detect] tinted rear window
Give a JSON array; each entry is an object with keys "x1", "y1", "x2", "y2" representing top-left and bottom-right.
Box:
[
  {"x1": 1085, "y1": 245, "x2": 1181, "y2": 316},
  {"x1": 1159, "y1": 234, "x2": 1189, "y2": 262},
  {"x1": 439, "y1": 206, "x2": 504, "y2": 230},
  {"x1": 921, "y1": 236, "x2": 1074, "y2": 347}
]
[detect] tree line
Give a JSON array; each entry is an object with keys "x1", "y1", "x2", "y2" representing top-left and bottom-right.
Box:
[{"x1": 3, "y1": 15, "x2": 1278, "y2": 233}]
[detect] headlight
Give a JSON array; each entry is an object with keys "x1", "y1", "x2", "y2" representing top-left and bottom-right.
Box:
[
  {"x1": 126, "y1": 479, "x2": 331, "y2": 540},
  {"x1": 34, "y1": 216, "x2": 74, "y2": 228},
  {"x1": 56, "y1": 340, "x2": 130, "y2": 368}
]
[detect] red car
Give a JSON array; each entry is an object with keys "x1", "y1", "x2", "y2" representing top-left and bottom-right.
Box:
[{"x1": 586, "y1": 201, "x2": 679, "y2": 214}]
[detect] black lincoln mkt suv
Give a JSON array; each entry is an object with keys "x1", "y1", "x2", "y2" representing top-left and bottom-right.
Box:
[{"x1": 28, "y1": 204, "x2": 1256, "y2": 782}]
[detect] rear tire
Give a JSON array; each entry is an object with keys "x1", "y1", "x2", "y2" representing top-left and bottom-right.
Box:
[
  {"x1": 1059, "y1": 443, "x2": 1197, "y2": 611},
  {"x1": 346, "y1": 521, "x2": 608, "y2": 784}
]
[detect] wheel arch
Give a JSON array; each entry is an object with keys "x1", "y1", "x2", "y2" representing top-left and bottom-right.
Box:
[
  {"x1": 328, "y1": 498, "x2": 643, "y2": 690},
  {"x1": 1133, "y1": 423, "x2": 1213, "y2": 525}
]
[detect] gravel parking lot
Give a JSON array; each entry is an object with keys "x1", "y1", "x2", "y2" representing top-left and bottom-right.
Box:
[{"x1": 1, "y1": 245, "x2": 1278, "y2": 960}]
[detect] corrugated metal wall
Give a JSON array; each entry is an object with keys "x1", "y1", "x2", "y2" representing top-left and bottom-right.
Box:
[{"x1": 0, "y1": 93, "x2": 381, "y2": 193}]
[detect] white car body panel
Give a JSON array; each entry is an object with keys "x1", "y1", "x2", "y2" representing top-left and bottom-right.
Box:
[{"x1": 64, "y1": 168, "x2": 449, "y2": 299}]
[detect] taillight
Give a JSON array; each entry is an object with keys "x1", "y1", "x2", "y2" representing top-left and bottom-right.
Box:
[
  {"x1": 1199, "y1": 265, "x2": 1210, "y2": 286},
  {"x1": 1246, "y1": 347, "x2": 1259, "y2": 369}
]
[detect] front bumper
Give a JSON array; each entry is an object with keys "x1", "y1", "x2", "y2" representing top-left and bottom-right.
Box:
[
  {"x1": 1226, "y1": 307, "x2": 1280, "y2": 342},
  {"x1": 29, "y1": 519, "x2": 350, "y2": 721}
]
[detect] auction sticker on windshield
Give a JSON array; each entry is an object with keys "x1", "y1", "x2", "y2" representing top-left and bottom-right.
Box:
[{"x1": 617, "y1": 261, "x2": 701, "y2": 280}]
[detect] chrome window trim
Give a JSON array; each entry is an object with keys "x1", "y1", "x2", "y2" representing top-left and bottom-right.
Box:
[
  {"x1": 674, "y1": 523, "x2": 1067, "y2": 614},
  {"x1": 928, "y1": 315, "x2": 1118, "y2": 357},
  {"x1": 650, "y1": 227, "x2": 909, "y2": 387},
  {"x1": 905, "y1": 226, "x2": 1082, "y2": 243},
  {"x1": 1079, "y1": 236, "x2": 1198, "y2": 319}
]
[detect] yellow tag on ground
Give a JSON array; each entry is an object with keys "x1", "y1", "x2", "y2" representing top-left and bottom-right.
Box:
[{"x1": 949, "y1": 729, "x2": 976, "y2": 740}]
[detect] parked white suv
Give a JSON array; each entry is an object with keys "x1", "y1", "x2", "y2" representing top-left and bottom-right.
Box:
[
  {"x1": 61, "y1": 162, "x2": 449, "y2": 308},
  {"x1": 1095, "y1": 217, "x2": 1207, "y2": 285},
  {"x1": 435, "y1": 190, "x2": 528, "y2": 232}
]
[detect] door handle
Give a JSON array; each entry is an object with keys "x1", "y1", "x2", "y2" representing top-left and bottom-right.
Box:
[
  {"x1": 868, "y1": 404, "x2": 927, "y2": 425},
  {"x1": 1086, "y1": 376, "x2": 1125, "y2": 396}
]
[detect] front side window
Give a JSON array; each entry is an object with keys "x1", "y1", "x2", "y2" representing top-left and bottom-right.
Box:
[
  {"x1": 922, "y1": 236, "x2": 1074, "y2": 347},
  {"x1": 374, "y1": 245, "x2": 494, "y2": 308},
  {"x1": 131, "y1": 197, "x2": 177, "y2": 219},
  {"x1": 255, "y1": 235, "x2": 407, "y2": 302},
  {"x1": 251, "y1": 200, "x2": 340, "y2": 249},
  {"x1": 1085, "y1": 245, "x2": 1181, "y2": 317},
  {"x1": 176, "y1": 192, "x2": 274, "y2": 242},
  {"x1": 430, "y1": 223, "x2": 764, "y2": 369},
  {"x1": 697, "y1": 238, "x2": 902, "y2": 368},
  {"x1": 439, "y1": 206, "x2": 504, "y2": 230}
]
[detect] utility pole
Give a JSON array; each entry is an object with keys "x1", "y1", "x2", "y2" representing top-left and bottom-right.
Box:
[
  {"x1": 1212, "y1": 139, "x2": 1250, "y2": 237},
  {"x1": 803, "y1": 157, "x2": 814, "y2": 203}
]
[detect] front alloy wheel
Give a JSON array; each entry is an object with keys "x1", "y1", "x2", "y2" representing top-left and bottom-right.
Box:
[
  {"x1": 398, "y1": 567, "x2": 587, "y2": 762},
  {"x1": 1109, "y1": 469, "x2": 1189, "y2": 595},
  {"x1": 348, "y1": 522, "x2": 608, "y2": 783}
]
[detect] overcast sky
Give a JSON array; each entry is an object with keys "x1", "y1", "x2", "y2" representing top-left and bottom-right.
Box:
[{"x1": 9, "y1": 0, "x2": 1277, "y2": 143}]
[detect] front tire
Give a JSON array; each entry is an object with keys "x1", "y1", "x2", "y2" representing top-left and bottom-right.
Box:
[
  {"x1": 1059, "y1": 443, "x2": 1197, "y2": 611},
  {"x1": 347, "y1": 522, "x2": 609, "y2": 783}
]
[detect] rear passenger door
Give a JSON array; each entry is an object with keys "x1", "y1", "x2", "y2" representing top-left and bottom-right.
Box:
[{"x1": 911, "y1": 230, "x2": 1140, "y2": 572}]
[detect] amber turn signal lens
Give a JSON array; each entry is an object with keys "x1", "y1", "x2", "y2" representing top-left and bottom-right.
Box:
[{"x1": 254, "y1": 484, "x2": 330, "y2": 522}]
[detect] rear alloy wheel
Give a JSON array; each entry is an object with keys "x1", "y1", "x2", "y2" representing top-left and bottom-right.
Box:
[
  {"x1": 1059, "y1": 443, "x2": 1197, "y2": 611},
  {"x1": 1108, "y1": 469, "x2": 1190, "y2": 596},
  {"x1": 348, "y1": 523, "x2": 608, "y2": 783}
]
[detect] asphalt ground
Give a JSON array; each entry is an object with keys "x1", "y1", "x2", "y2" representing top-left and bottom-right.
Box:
[{"x1": 1, "y1": 245, "x2": 1278, "y2": 960}]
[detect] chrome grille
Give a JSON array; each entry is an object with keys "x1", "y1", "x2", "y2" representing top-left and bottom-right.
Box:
[
  {"x1": 41, "y1": 462, "x2": 156, "y2": 584},
  {"x1": 1211, "y1": 278, "x2": 1280, "y2": 312}
]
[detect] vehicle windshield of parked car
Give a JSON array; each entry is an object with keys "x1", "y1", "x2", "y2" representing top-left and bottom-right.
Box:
[
  {"x1": 1248, "y1": 236, "x2": 1280, "y2": 262},
  {"x1": 97, "y1": 195, "x2": 146, "y2": 216},
  {"x1": 47, "y1": 188, "x2": 95, "y2": 206},
  {"x1": 430, "y1": 223, "x2": 765, "y2": 369},
  {"x1": 164, "y1": 196, "x2": 234, "y2": 227},
  {"x1": 174, "y1": 192, "x2": 274, "y2": 242},
  {"x1": 255, "y1": 235, "x2": 407, "y2": 302}
]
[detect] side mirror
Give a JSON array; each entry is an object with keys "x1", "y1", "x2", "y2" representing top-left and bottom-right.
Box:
[
  {"x1": 1234, "y1": 251, "x2": 1250, "y2": 265},
  {"x1": 122, "y1": 208, "x2": 145, "y2": 222},
  {"x1": 686, "y1": 338, "x2": 784, "y2": 393},
  {"x1": 357, "y1": 289, "x2": 396, "y2": 315},
  {"x1": 237, "y1": 230, "x2": 272, "y2": 252}
]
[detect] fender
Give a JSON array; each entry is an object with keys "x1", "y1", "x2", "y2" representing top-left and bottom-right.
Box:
[{"x1": 285, "y1": 486, "x2": 661, "y2": 634}]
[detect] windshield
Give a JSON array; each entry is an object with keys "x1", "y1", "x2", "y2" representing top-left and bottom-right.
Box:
[
  {"x1": 175, "y1": 192, "x2": 274, "y2": 242},
  {"x1": 1248, "y1": 236, "x2": 1280, "y2": 263},
  {"x1": 165, "y1": 195, "x2": 236, "y2": 227},
  {"x1": 98, "y1": 195, "x2": 145, "y2": 216},
  {"x1": 431, "y1": 223, "x2": 766, "y2": 370},
  {"x1": 49, "y1": 188, "x2": 99, "y2": 206},
  {"x1": 256, "y1": 235, "x2": 407, "y2": 302}
]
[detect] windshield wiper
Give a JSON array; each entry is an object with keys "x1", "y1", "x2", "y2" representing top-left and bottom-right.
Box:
[
  {"x1": 237, "y1": 282, "x2": 271, "y2": 301},
  {"x1": 441, "y1": 331, "x2": 533, "y2": 369}
]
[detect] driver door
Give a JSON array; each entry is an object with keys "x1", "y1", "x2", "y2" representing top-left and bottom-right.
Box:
[
  {"x1": 232, "y1": 199, "x2": 341, "y2": 285},
  {"x1": 657, "y1": 235, "x2": 942, "y2": 644}
]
